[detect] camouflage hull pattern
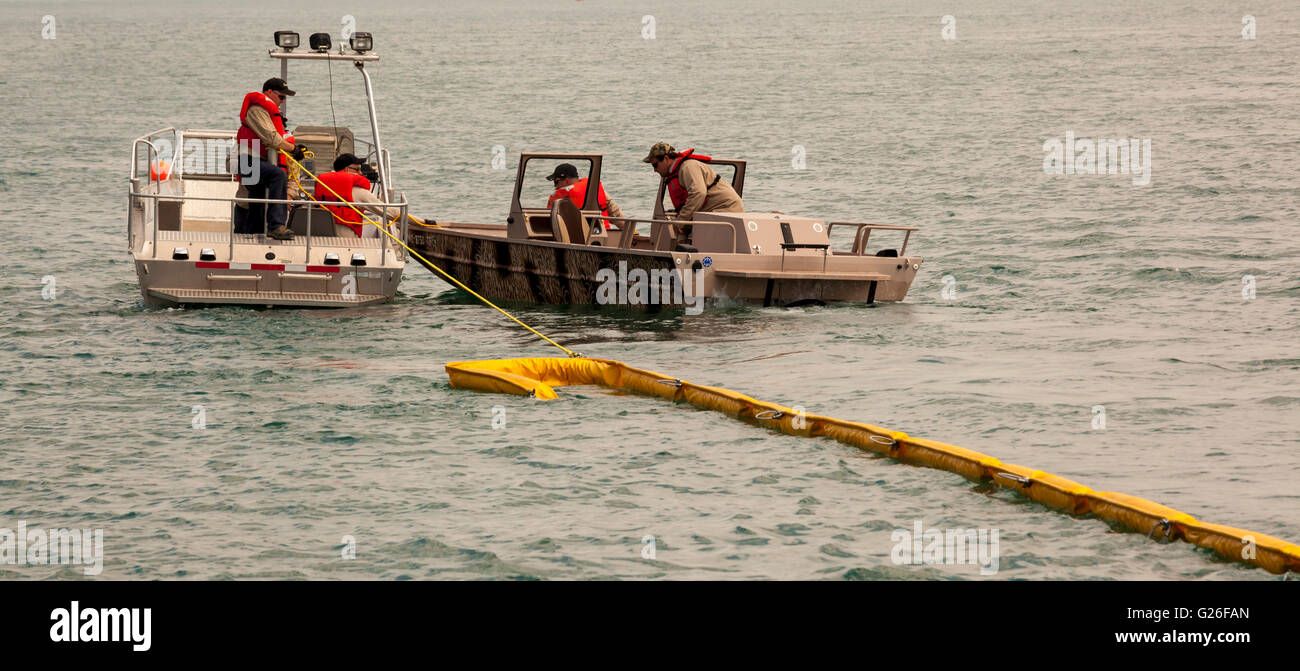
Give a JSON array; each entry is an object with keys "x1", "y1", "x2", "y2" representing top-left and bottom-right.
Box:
[
  {"x1": 406, "y1": 225, "x2": 919, "y2": 308},
  {"x1": 408, "y1": 227, "x2": 687, "y2": 309}
]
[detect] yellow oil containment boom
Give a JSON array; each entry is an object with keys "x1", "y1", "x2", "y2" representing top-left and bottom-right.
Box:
[{"x1": 446, "y1": 357, "x2": 1300, "y2": 575}]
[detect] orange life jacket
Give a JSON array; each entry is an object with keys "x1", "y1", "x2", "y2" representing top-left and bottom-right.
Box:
[
  {"x1": 314, "y1": 171, "x2": 373, "y2": 237},
  {"x1": 235, "y1": 92, "x2": 291, "y2": 168},
  {"x1": 664, "y1": 148, "x2": 719, "y2": 212},
  {"x1": 548, "y1": 178, "x2": 613, "y2": 228}
]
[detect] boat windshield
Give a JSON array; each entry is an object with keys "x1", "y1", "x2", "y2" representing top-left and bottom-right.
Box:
[{"x1": 521, "y1": 157, "x2": 595, "y2": 210}]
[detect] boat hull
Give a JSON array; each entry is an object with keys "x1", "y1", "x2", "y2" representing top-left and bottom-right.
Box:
[
  {"x1": 133, "y1": 252, "x2": 401, "y2": 309},
  {"x1": 407, "y1": 224, "x2": 920, "y2": 309}
]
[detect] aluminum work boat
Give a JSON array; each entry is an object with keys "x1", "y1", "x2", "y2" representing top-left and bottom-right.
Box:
[
  {"x1": 406, "y1": 153, "x2": 921, "y2": 311},
  {"x1": 128, "y1": 31, "x2": 409, "y2": 308}
]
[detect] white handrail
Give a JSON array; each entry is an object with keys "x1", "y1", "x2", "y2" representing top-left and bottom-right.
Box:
[{"x1": 129, "y1": 191, "x2": 408, "y2": 208}]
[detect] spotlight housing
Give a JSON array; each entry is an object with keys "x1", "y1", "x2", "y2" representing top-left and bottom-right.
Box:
[
  {"x1": 274, "y1": 31, "x2": 299, "y2": 51},
  {"x1": 309, "y1": 32, "x2": 332, "y2": 52},
  {"x1": 349, "y1": 32, "x2": 373, "y2": 53}
]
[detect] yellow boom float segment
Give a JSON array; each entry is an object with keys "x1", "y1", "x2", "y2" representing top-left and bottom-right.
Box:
[{"x1": 446, "y1": 357, "x2": 1300, "y2": 575}]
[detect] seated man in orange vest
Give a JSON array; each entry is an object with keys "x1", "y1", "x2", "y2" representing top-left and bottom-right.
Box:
[
  {"x1": 314, "y1": 153, "x2": 378, "y2": 237},
  {"x1": 545, "y1": 163, "x2": 625, "y2": 229}
]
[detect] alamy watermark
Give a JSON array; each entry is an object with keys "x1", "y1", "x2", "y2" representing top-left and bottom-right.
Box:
[
  {"x1": 50, "y1": 602, "x2": 150, "y2": 652},
  {"x1": 891, "y1": 520, "x2": 999, "y2": 575},
  {"x1": 1043, "y1": 131, "x2": 1151, "y2": 186},
  {"x1": 595, "y1": 260, "x2": 705, "y2": 315},
  {"x1": 941, "y1": 15, "x2": 956, "y2": 40},
  {"x1": 1, "y1": 522, "x2": 104, "y2": 576}
]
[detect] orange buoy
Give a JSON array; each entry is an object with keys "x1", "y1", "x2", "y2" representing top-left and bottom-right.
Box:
[{"x1": 149, "y1": 160, "x2": 172, "y2": 181}]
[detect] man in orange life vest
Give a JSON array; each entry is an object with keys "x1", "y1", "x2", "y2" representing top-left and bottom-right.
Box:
[
  {"x1": 545, "y1": 163, "x2": 625, "y2": 228},
  {"x1": 644, "y1": 142, "x2": 743, "y2": 242},
  {"x1": 314, "y1": 153, "x2": 380, "y2": 237},
  {"x1": 233, "y1": 78, "x2": 299, "y2": 240}
]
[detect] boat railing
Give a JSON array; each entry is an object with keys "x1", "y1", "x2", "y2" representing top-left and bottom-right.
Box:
[
  {"x1": 592, "y1": 216, "x2": 739, "y2": 253},
  {"x1": 133, "y1": 126, "x2": 385, "y2": 188},
  {"x1": 826, "y1": 222, "x2": 920, "y2": 256},
  {"x1": 129, "y1": 189, "x2": 408, "y2": 263},
  {"x1": 131, "y1": 127, "x2": 180, "y2": 189}
]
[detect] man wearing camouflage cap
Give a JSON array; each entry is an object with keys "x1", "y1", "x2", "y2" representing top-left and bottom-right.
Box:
[{"x1": 643, "y1": 142, "x2": 744, "y2": 224}]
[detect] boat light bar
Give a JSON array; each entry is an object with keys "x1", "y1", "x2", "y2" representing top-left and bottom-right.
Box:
[
  {"x1": 274, "y1": 31, "x2": 299, "y2": 51},
  {"x1": 349, "y1": 32, "x2": 373, "y2": 53},
  {"x1": 309, "y1": 33, "x2": 331, "y2": 53}
]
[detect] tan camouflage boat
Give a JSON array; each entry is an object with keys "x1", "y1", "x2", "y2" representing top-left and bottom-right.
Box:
[{"x1": 406, "y1": 152, "x2": 921, "y2": 310}]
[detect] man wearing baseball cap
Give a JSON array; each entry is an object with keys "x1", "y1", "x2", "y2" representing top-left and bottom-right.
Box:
[
  {"x1": 643, "y1": 142, "x2": 744, "y2": 223},
  {"x1": 314, "y1": 153, "x2": 374, "y2": 238},
  {"x1": 545, "y1": 163, "x2": 625, "y2": 227},
  {"x1": 233, "y1": 77, "x2": 300, "y2": 239}
]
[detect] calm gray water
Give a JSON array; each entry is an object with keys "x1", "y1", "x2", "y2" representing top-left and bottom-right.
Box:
[{"x1": 1, "y1": 0, "x2": 1297, "y2": 580}]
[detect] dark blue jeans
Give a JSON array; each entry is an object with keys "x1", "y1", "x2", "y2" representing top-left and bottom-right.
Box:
[{"x1": 235, "y1": 156, "x2": 287, "y2": 234}]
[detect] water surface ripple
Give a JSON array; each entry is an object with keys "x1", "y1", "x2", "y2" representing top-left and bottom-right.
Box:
[{"x1": 1, "y1": 0, "x2": 1297, "y2": 580}]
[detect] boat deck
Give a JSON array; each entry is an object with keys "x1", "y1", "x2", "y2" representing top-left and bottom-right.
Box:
[{"x1": 156, "y1": 230, "x2": 387, "y2": 248}]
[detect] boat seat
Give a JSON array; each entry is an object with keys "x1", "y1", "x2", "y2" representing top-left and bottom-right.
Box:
[
  {"x1": 291, "y1": 125, "x2": 355, "y2": 187},
  {"x1": 180, "y1": 179, "x2": 240, "y2": 232},
  {"x1": 550, "y1": 198, "x2": 589, "y2": 245},
  {"x1": 522, "y1": 214, "x2": 555, "y2": 240}
]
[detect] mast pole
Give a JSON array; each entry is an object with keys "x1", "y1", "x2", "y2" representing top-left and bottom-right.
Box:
[{"x1": 356, "y1": 61, "x2": 390, "y2": 199}]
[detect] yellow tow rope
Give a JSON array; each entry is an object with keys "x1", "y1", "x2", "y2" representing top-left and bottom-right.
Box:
[
  {"x1": 278, "y1": 149, "x2": 579, "y2": 357},
  {"x1": 286, "y1": 148, "x2": 412, "y2": 229}
]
